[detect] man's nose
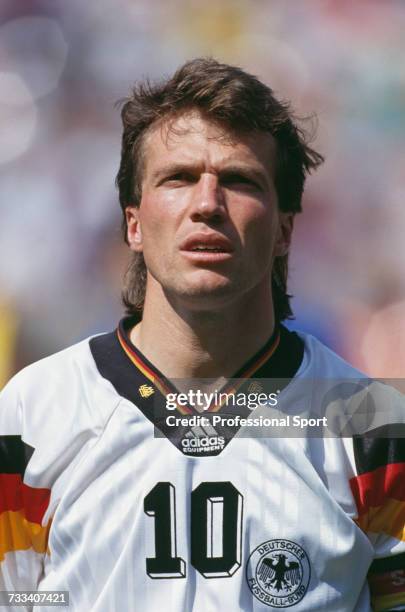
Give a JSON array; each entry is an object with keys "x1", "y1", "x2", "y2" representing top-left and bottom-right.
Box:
[{"x1": 189, "y1": 173, "x2": 227, "y2": 222}]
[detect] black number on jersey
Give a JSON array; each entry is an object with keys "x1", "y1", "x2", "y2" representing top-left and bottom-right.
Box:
[
  {"x1": 144, "y1": 481, "x2": 243, "y2": 579},
  {"x1": 191, "y1": 481, "x2": 243, "y2": 578},
  {"x1": 144, "y1": 482, "x2": 186, "y2": 578}
]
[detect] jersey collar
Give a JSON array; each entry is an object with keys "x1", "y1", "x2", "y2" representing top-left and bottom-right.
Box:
[
  {"x1": 117, "y1": 316, "x2": 282, "y2": 414},
  {"x1": 90, "y1": 316, "x2": 304, "y2": 456}
]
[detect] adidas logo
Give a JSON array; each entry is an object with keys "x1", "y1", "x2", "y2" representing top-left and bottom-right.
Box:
[{"x1": 181, "y1": 436, "x2": 225, "y2": 453}]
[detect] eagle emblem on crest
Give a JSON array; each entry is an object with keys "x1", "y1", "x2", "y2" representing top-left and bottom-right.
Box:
[{"x1": 258, "y1": 553, "x2": 301, "y2": 592}]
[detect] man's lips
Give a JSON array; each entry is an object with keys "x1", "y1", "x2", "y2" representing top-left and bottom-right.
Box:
[
  {"x1": 179, "y1": 233, "x2": 234, "y2": 263},
  {"x1": 180, "y1": 233, "x2": 234, "y2": 253}
]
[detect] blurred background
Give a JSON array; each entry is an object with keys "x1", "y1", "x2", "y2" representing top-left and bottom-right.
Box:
[{"x1": 1, "y1": 0, "x2": 404, "y2": 387}]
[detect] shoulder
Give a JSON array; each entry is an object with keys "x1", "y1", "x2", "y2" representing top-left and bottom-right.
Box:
[
  {"x1": 2, "y1": 334, "x2": 105, "y2": 404},
  {"x1": 295, "y1": 329, "x2": 404, "y2": 429},
  {"x1": 0, "y1": 332, "x2": 120, "y2": 443},
  {"x1": 4, "y1": 336, "x2": 92, "y2": 390},
  {"x1": 0, "y1": 330, "x2": 124, "y2": 502},
  {"x1": 295, "y1": 329, "x2": 366, "y2": 379}
]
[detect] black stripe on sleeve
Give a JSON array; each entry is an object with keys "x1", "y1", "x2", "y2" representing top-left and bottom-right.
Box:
[
  {"x1": 369, "y1": 551, "x2": 405, "y2": 574},
  {"x1": 353, "y1": 426, "x2": 405, "y2": 475},
  {"x1": 0, "y1": 435, "x2": 34, "y2": 475}
]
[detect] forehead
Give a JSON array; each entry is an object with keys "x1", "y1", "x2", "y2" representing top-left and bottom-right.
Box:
[{"x1": 141, "y1": 111, "x2": 277, "y2": 177}]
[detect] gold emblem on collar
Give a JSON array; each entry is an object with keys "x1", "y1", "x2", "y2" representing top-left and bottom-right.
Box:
[{"x1": 139, "y1": 384, "x2": 155, "y2": 398}]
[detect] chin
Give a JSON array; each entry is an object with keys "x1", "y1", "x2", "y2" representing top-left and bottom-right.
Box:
[
  {"x1": 186, "y1": 270, "x2": 235, "y2": 293},
  {"x1": 167, "y1": 279, "x2": 243, "y2": 310}
]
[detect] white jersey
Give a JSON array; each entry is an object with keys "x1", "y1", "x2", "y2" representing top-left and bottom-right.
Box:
[{"x1": 0, "y1": 318, "x2": 404, "y2": 611}]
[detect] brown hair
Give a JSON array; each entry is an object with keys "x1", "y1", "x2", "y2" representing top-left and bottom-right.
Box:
[{"x1": 116, "y1": 57, "x2": 324, "y2": 320}]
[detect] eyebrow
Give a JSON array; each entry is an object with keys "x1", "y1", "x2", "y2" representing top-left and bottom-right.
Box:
[
  {"x1": 150, "y1": 163, "x2": 198, "y2": 183},
  {"x1": 218, "y1": 165, "x2": 271, "y2": 188}
]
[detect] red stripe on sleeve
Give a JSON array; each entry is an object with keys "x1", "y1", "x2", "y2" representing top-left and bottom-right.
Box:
[
  {"x1": 350, "y1": 462, "x2": 405, "y2": 516},
  {"x1": 0, "y1": 473, "x2": 51, "y2": 524},
  {"x1": 369, "y1": 569, "x2": 405, "y2": 597},
  {"x1": 0, "y1": 473, "x2": 23, "y2": 513},
  {"x1": 21, "y1": 483, "x2": 51, "y2": 524}
]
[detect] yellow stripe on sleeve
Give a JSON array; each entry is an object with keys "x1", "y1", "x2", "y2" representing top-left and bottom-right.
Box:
[{"x1": 0, "y1": 509, "x2": 51, "y2": 561}]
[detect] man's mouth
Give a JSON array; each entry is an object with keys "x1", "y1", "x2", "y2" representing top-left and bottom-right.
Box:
[
  {"x1": 180, "y1": 233, "x2": 234, "y2": 254},
  {"x1": 190, "y1": 245, "x2": 228, "y2": 252},
  {"x1": 180, "y1": 234, "x2": 234, "y2": 263}
]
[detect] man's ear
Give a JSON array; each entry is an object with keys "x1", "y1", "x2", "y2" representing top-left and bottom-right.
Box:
[
  {"x1": 274, "y1": 212, "x2": 294, "y2": 257},
  {"x1": 125, "y1": 206, "x2": 143, "y2": 252}
]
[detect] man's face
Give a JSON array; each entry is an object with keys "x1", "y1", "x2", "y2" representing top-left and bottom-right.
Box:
[{"x1": 126, "y1": 111, "x2": 293, "y2": 310}]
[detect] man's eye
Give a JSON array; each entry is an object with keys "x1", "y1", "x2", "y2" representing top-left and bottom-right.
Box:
[
  {"x1": 221, "y1": 174, "x2": 260, "y2": 190},
  {"x1": 165, "y1": 173, "x2": 195, "y2": 184}
]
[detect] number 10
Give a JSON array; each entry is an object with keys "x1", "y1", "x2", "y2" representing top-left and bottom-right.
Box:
[{"x1": 144, "y1": 481, "x2": 243, "y2": 579}]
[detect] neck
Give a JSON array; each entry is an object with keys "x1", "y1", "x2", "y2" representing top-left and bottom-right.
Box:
[{"x1": 130, "y1": 279, "x2": 276, "y2": 380}]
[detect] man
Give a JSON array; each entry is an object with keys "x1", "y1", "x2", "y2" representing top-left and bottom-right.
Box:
[{"x1": 1, "y1": 58, "x2": 404, "y2": 611}]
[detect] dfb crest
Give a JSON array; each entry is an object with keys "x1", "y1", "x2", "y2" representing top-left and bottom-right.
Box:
[{"x1": 246, "y1": 539, "x2": 310, "y2": 608}]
